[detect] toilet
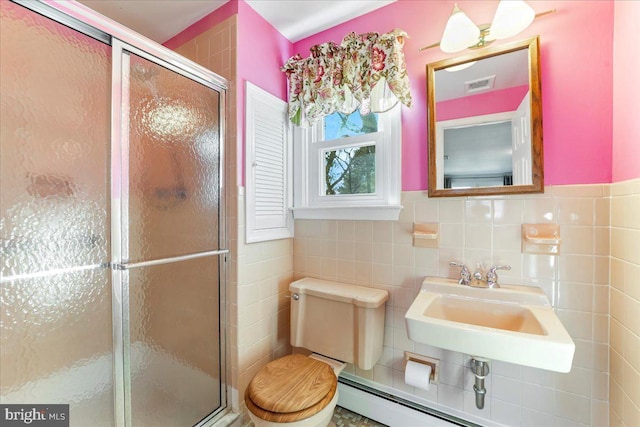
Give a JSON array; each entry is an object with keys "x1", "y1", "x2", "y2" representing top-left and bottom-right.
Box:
[{"x1": 245, "y1": 277, "x2": 389, "y2": 427}]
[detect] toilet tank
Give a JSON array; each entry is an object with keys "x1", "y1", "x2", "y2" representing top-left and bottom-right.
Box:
[{"x1": 289, "y1": 278, "x2": 389, "y2": 370}]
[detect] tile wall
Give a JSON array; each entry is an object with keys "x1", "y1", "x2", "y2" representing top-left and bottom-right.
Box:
[
  {"x1": 234, "y1": 190, "x2": 293, "y2": 420},
  {"x1": 294, "y1": 185, "x2": 611, "y2": 426},
  {"x1": 609, "y1": 179, "x2": 640, "y2": 427}
]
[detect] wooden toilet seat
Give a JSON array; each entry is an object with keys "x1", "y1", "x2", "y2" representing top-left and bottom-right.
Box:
[{"x1": 245, "y1": 354, "x2": 338, "y2": 423}]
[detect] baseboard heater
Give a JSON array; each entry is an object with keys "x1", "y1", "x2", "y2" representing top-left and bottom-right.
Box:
[{"x1": 337, "y1": 376, "x2": 480, "y2": 427}]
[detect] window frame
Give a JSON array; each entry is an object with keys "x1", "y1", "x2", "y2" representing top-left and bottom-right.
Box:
[{"x1": 293, "y1": 105, "x2": 402, "y2": 220}]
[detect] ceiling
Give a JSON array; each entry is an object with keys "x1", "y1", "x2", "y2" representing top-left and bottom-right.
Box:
[
  {"x1": 77, "y1": 0, "x2": 396, "y2": 44},
  {"x1": 246, "y1": 0, "x2": 395, "y2": 42},
  {"x1": 435, "y1": 48, "x2": 529, "y2": 102}
]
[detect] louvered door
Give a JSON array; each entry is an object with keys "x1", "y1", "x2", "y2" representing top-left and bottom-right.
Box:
[{"x1": 244, "y1": 82, "x2": 293, "y2": 243}]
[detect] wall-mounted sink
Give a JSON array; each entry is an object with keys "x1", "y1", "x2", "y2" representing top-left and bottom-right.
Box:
[{"x1": 405, "y1": 277, "x2": 575, "y2": 372}]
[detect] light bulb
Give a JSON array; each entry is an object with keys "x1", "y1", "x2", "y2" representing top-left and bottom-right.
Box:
[
  {"x1": 489, "y1": 0, "x2": 535, "y2": 40},
  {"x1": 440, "y1": 3, "x2": 481, "y2": 53}
]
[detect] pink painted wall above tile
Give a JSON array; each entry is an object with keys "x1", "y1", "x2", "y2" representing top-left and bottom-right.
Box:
[
  {"x1": 612, "y1": 0, "x2": 640, "y2": 182},
  {"x1": 436, "y1": 85, "x2": 528, "y2": 122},
  {"x1": 293, "y1": 0, "x2": 615, "y2": 190},
  {"x1": 236, "y1": 1, "x2": 292, "y2": 101},
  {"x1": 236, "y1": 1, "x2": 293, "y2": 186},
  {"x1": 167, "y1": 0, "x2": 618, "y2": 190}
]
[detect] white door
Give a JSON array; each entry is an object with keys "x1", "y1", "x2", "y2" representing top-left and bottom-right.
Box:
[{"x1": 511, "y1": 91, "x2": 532, "y2": 185}]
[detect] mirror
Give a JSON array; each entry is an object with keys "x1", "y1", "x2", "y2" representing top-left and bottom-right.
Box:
[{"x1": 427, "y1": 37, "x2": 543, "y2": 197}]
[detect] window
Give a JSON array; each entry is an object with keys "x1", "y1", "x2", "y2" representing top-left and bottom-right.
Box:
[{"x1": 293, "y1": 105, "x2": 402, "y2": 220}]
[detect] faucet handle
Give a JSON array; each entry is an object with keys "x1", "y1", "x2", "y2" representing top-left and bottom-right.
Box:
[
  {"x1": 450, "y1": 261, "x2": 471, "y2": 286},
  {"x1": 486, "y1": 265, "x2": 511, "y2": 288}
]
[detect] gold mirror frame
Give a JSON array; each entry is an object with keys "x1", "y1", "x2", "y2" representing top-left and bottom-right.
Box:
[{"x1": 427, "y1": 37, "x2": 543, "y2": 197}]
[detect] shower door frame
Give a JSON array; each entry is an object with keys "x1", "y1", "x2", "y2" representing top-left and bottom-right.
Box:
[
  {"x1": 111, "y1": 40, "x2": 229, "y2": 427},
  {"x1": 9, "y1": 2, "x2": 231, "y2": 426}
]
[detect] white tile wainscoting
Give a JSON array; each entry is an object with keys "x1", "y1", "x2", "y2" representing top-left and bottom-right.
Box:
[{"x1": 293, "y1": 184, "x2": 622, "y2": 427}]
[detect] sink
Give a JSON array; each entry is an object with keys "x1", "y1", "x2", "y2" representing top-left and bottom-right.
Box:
[
  {"x1": 424, "y1": 295, "x2": 546, "y2": 335},
  {"x1": 405, "y1": 277, "x2": 575, "y2": 372}
]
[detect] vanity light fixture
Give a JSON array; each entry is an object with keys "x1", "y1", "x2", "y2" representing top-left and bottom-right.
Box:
[
  {"x1": 420, "y1": 1, "x2": 555, "y2": 53},
  {"x1": 439, "y1": 3, "x2": 480, "y2": 53}
]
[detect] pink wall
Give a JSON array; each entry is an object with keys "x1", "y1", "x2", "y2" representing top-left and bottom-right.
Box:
[
  {"x1": 612, "y1": 0, "x2": 640, "y2": 182},
  {"x1": 236, "y1": 1, "x2": 294, "y2": 185},
  {"x1": 168, "y1": 0, "x2": 616, "y2": 190},
  {"x1": 294, "y1": 0, "x2": 614, "y2": 190},
  {"x1": 236, "y1": 1, "x2": 291, "y2": 101},
  {"x1": 436, "y1": 85, "x2": 528, "y2": 121}
]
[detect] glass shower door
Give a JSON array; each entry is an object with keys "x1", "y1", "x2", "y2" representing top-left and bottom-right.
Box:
[
  {"x1": 0, "y1": 1, "x2": 114, "y2": 425},
  {"x1": 113, "y1": 45, "x2": 225, "y2": 426}
]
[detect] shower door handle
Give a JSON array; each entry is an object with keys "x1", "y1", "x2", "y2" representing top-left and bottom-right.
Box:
[{"x1": 111, "y1": 249, "x2": 229, "y2": 270}]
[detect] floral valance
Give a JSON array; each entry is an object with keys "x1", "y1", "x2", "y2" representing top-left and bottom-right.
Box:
[{"x1": 281, "y1": 28, "x2": 412, "y2": 127}]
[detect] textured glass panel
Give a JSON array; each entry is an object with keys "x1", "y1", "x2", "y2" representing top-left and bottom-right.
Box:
[
  {"x1": 323, "y1": 110, "x2": 378, "y2": 140},
  {"x1": 0, "y1": 4, "x2": 113, "y2": 426},
  {"x1": 324, "y1": 144, "x2": 376, "y2": 195},
  {"x1": 0, "y1": 268, "x2": 114, "y2": 426},
  {"x1": 128, "y1": 256, "x2": 221, "y2": 425},
  {"x1": 128, "y1": 54, "x2": 220, "y2": 262},
  {"x1": 0, "y1": 1, "x2": 111, "y2": 278}
]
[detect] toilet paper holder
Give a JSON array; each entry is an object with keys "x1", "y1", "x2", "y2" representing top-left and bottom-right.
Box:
[{"x1": 405, "y1": 351, "x2": 439, "y2": 385}]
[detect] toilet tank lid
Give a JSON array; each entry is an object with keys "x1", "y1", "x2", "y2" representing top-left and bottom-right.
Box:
[{"x1": 290, "y1": 278, "x2": 389, "y2": 308}]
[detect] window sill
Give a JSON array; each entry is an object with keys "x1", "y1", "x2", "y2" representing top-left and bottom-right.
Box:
[{"x1": 292, "y1": 205, "x2": 403, "y2": 221}]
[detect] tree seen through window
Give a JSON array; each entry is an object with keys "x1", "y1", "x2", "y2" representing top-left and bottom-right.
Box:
[{"x1": 323, "y1": 111, "x2": 378, "y2": 195}]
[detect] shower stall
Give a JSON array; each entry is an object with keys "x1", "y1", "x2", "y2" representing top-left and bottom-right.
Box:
[{"x1": 0, "y1": 1, "x2": 228, "y2": 426}]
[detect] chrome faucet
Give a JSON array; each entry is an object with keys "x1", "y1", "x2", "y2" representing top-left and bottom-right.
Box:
[
  {"x1": 470, "y1": 263, "x2": 487, "y2": 288},
  {"x1": 449, "y1": 261, "x2": 471, "y2": 286},
  {"x1": 450, "y1": 261, "x2": 511, "y2": 288},
  {"x1": 486, "y1": 265, "x2": 511, "y2": 288}
]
